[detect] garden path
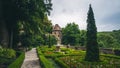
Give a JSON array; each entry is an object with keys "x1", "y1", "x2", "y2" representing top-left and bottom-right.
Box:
[{"x1": 21, "y1": 48, "x2": 41, "y2": 68}]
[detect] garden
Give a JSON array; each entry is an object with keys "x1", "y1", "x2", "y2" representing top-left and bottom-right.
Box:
[{"x1": 37, "y1": 46, "x2": 120, "y2": 68}]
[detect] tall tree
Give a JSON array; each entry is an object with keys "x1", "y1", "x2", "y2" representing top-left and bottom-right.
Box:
[{"x1": 85, "y1": 4, "x2": 99, "y2": 61}]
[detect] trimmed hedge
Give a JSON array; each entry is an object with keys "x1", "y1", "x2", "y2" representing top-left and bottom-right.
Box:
[
  {"x1": 8, "y1": 52, "x2": 25, "y2": 68},
  {"x1": 54, "y1": 58, "x2": 69, "y2": 68},
  {"x1": 101, "y1": 54, "x2": 120, "y2": 59},
  {"x1": 39, "y1": 55, "x2": 54, "y2": 68}
]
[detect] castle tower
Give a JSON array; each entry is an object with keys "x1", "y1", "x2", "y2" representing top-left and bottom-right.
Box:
[{"x1": 52, "y1": 24, "x2": 62, "y2": 44}]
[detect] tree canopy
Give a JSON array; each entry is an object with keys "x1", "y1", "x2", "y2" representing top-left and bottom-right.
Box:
[
  {"x1": 0, "y1": 0, "x2": 53, "y2": 48},
  {"x1": 62, "y1": 23, "x2": 80, "y2": 46}
]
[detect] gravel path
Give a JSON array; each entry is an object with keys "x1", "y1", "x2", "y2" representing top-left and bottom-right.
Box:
[{"x1": 21, "y1": 48, "x2": 41, "y2": 68}]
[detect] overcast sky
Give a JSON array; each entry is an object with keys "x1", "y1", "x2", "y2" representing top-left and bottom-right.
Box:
[{"x1": 48, "y1": 0, "x2": 120, "y2": 31}]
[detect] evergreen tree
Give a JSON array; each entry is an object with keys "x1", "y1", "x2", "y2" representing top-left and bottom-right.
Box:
[{"x1": 85, "y1": 4, "x2": 99, "y2": 61}]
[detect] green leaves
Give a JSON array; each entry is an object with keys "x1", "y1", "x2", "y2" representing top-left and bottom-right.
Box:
[{"x1": 62, "y1": 23, "x2": 80, "y2": 46}]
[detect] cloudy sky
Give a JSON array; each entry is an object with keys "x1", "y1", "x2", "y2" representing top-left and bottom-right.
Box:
[{"x1": 48, "y1": 0, "x2": 120, "y2": 31}]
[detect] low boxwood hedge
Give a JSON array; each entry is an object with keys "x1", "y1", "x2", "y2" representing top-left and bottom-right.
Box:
[
  {"x1": 8, "y1": 52, "x2": 25, "y2": 68},
  {"x1": 54, "y1": 58, "x2": 69, "y2": 68},
  {"x1": 39, "y1": 55, "x2": 54, "y2": 68}
]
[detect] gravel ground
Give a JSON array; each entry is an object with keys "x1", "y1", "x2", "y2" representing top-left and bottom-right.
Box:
[{"x1": 21, "y1": 48, "x2": 41, "y2": 68}]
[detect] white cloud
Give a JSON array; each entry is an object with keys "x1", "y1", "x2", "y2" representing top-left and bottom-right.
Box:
[{"x1": 49, "y1": 0, "x2": 120, "y2": 31}]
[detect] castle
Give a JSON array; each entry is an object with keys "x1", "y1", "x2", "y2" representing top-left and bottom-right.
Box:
[{"x1": 52, "y1": 24, "x2": 62, "y2": 44}]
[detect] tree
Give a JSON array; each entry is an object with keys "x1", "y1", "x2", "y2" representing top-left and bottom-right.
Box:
[
  {"x1": 62, "y1": 23, "x2": 80, "y2": 46},
  {"x1": 45, "y1": 34, "x2": 57, "y2": 47},
  {"x1": 97, "y1": 33, "x2": 117, "y2": 48},
  {"x1": 0, "y1": 0, "x2": 52, "y2": 49},
  {"x1": 79, "y1": 30, "x2": 86, "y2": 46},
  {"x1": 85, "y1": 4, "x2": 99, "y2": 61},
  {"x1": 97, "y1": 31, "x2": 120, "y2": 48}
]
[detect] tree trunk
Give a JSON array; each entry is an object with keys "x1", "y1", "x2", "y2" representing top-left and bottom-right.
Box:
[
  {"x1": 0, "y1": 0, "x2": 9, "y2": 48},
  {"x1": 0, "y1": 21, "x2": 9, "y2": 47},
  {"x1": 10, "y1": 28, "x2": 13, "y2": 48}
]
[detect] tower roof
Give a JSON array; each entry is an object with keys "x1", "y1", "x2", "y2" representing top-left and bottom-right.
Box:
[{"x1": 53, "y1": 24, "x2": 61, "y2": 31}]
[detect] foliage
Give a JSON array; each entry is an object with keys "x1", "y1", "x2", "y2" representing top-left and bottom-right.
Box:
[
  {"x1": 37, "y1": 46, "x2": 120, "y2": 68},
  {"x1": 85, "y1": 4, "x2": 99, "y2": 61},
  {"x1": 59, "y1": 55, "x2": 120, "y2": 68},
  {"x1": 97, "y1": 30, "x2": 120, "y2": 48},
  {"x1": 98, "y1": 32, "x2": 117, "y2": 48},
  {"x1": 79, "y1": 30, "x2": 86, "y2": 46},
  {"x1": 62, "y1": 22, "x2": 80, "y2": 46},
  {"x1": 54, "y1": 58, "x2": 69, "y2": 68},
  {"x1": 112, "y1": 30, "x2": 120, "y2": 44},
  {"x1": 0, "y1": 48, "x2": 16, "y2": 58},
  {"x1": 50, "y1": 35, "x2": 57, "y2": 46},
  {"x1": 39, "y1": 55, "x2": 54, "y2": 68},
  {"x1": 8, "y1": 52, "x2": 25, "y2": 68},
  {"x1": 44, "y1": 35, "x2": 57, "y2": 47},
  {"x1": 37, "y1": 46, "x2": 69, "y2": 68},
  {"x1": 34, "y1": 35, "x2": 44, "y2": 46},
  {"x1": 0, "y1": 0, "x2": 52, "y2": 48},
  {"x1": 0, "y1": 58, "x2": 14, "y2": 66}
]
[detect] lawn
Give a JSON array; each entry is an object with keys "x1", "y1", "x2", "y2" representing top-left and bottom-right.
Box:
[{"x1": 37, "y1": 46, "x2": 120, "y2": 68}]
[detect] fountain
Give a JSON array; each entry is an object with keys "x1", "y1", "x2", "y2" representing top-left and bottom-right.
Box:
[{"x1": 55, "y1": 43, "x2": 62, "y2": 52}]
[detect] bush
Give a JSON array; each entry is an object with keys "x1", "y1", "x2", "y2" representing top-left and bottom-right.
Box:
[
  {"x1": 0, "y1": 48, "x2": 16, "y2": 58},
  {"x1": 8, "y1": 52, "x2": 25, "y2": 68},
  {"x1": 0, "y1": 57, "x2": 14, "y2": 65}
]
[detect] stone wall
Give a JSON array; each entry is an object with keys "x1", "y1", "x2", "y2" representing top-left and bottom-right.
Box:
[{"x1": 70, "y1": 46, "x2": 120, "y2": 55}]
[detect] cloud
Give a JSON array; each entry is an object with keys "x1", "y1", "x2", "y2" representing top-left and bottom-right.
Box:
[{"x1": 49, "y1": 0, "x2": 120, "y2": 31}]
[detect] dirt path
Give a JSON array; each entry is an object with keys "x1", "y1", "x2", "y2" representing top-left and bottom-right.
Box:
[{"x1": 21, "y1": 48, "x2": 41, "y2": 68}]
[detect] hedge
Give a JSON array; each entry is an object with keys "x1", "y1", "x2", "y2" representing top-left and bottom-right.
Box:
[
  {"x1": 39, "y1": 55, "x2": 54, "y2": 68},
  {"x1": 54, "y1": 58, "x2": 69, "y2": 68},
  {"x1": 8, "y1": 52, "x2": 25, "y2": 68}
]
